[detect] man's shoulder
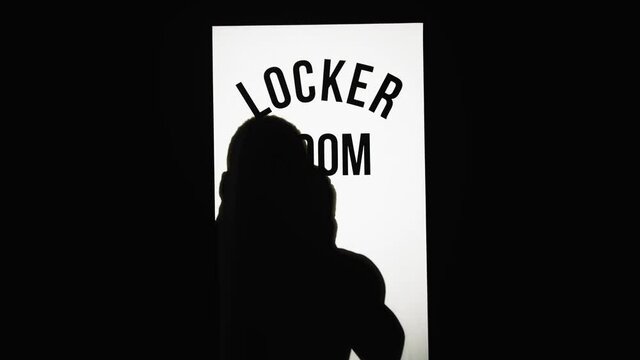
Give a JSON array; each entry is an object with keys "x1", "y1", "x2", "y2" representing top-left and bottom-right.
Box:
[
  {"x1": 333, "y1": 248, "x2": 379, "y2": 271},
  {"x1": 332, "y1": 248, "x2": 386, "y2": 302}
]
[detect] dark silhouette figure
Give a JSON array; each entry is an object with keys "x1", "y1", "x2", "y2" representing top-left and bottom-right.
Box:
[{"x1": 216, "y1": 116, "x2": 404, "y2": 360}]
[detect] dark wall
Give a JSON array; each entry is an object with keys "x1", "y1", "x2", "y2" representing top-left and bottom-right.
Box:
[{"x1": 75, "y1": 5, "x2": 557, "y2": 359}]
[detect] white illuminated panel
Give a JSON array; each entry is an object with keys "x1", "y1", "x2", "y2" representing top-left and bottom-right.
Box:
[{"x1": 213, "y1": 23, "x2": 427, "y2": 360}]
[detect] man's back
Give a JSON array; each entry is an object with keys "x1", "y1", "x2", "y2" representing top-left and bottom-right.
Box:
[{"x1": 218, "y1": 239, "x2": 404, "y2": 360}]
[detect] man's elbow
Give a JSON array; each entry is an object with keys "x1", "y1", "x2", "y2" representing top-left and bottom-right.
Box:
[
  {"x1": 385, "y1": 305, "x2": 405, "y2": 360},
  {"x1": 354, "y1": 304, "x2": 405, "y2": 360}
]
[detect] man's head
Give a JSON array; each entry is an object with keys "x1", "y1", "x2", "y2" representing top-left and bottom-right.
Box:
[
  {"x1": 219, "y1": 116, "x2": 310, "y2": 221},
  {"x1": 225, "y1": 115, "x2": 307, "y2": 177},
  {"x1": 218, "y1": 115, "x2": 337, "y2": 249}
]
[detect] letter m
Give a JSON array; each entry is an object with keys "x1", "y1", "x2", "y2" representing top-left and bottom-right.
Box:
[{"x1": 342, "y1": 133, "x2": 371, "y2": 175}]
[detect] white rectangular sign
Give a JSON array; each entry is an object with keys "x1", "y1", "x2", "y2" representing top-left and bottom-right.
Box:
[{"x1": 213, "y1": 23, "x2": 427, "y2": 360}]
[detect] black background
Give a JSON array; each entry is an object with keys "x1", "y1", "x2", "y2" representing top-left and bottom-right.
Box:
[{"x1": 53, "y1": 4, "x2": 576, "y2": 359}]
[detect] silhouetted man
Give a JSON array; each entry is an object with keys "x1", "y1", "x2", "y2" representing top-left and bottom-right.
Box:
[{"x1": 216, "y1": 116, "x2": 404, "y2": 359}]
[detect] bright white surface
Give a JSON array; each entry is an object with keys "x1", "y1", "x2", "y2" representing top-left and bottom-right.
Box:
[{"x1": 213, "y1": 23, "x2": 427, "y2": 360}]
